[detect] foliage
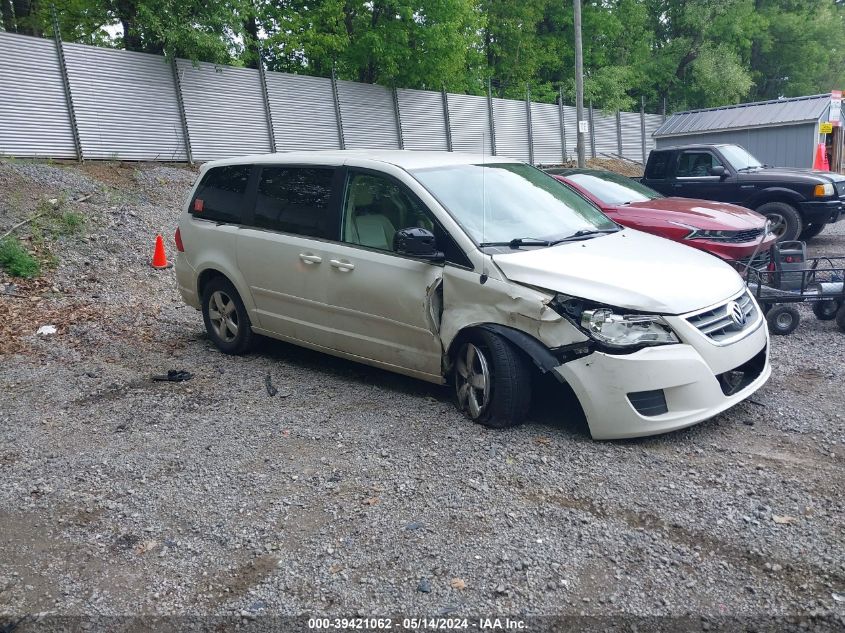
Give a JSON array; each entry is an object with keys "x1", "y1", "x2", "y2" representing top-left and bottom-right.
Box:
[
  {"x1": 3, "y1": 0, "x2": 845, "y2": 110},
  {"x1": 0, "y1": 237, "x2": 41, "y2": 278}
]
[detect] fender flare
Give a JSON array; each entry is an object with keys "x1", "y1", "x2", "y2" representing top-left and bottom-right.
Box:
[
  {"x1": 473, "y1": 323, "x2": 560, "y2": 373},
  {"x1": 745, "y1": 187, "x2": 805, "y2": 210}
]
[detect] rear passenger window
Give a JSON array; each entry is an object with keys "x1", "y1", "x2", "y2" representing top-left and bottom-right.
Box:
[
  {"x1": 255, "y1": 167, "x2": 335, "y2": 238},
  {"x1": 645, "y1": 152, "x2": 669, "y2": 179},
  {"x1": 191, "y1": 165, "x2": 251, "y2": 223}
]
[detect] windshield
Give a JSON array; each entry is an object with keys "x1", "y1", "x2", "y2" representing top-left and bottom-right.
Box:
[
  {"x1": 565, "y1": 172, "x2": 662, "y2": 205},
  {"x1": 411, "y1": 163, "x2": 616, "y2": 245},
  {"x1": 719, "y1": 145, "x2": 763, "y2": 170}
]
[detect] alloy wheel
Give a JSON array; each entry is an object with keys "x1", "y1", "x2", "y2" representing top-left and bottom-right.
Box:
[
  {"x1": 767, "y1": 213, "x2": 787, "y2": 238},
  {"x1": 208, "y1": 290, "x2": 239, "y2": 342},
  {"x1": 455, "y1": 342, "x2": 491, "y2": 419}
]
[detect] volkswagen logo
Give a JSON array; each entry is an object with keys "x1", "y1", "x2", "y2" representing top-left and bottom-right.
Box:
[{"x1": 727, "y1": 300, "x2": 747, "y2": 328}]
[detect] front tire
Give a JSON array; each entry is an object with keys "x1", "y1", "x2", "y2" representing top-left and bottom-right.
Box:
[
  {"x1": 799, "y1": 222, "x2": 826, "y2": 241},
  {"x1": 756, "y1": 201, "x2": 802, "y2": 242},
  {"x1": 453, "y1": 331, "x2": 531, "y2": 429},
  {"x1": 201, "y1": 276, "x2": 254, "y2": 355},
  {"x1": 766, "y1": 304, "x2": 800, "y2": 336}
]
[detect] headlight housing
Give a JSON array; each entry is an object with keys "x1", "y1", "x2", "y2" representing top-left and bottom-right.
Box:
[
  {"x1": 551, "y1": 296, "x2": 679, "y2": 349},
  {"x1": 814, "y1": 183, "x2": 834, "y2": 197}
]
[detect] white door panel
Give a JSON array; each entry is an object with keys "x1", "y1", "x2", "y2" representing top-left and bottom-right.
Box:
[
  {"x1": 320, "y1": 242, "x2": 444, "y2": 376},
  {"x1": 236, "y1": 228, "x2": 334, "y2": 347}
]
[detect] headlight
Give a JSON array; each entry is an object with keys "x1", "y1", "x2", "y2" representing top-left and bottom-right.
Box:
[
  {"x1": 814, "y1": 183, "x2": 834, "y2": 197},
  {"x1": 580, "y1": 309, "x2": 679, "y2": 347},
  {"x1": 669, "y1": 221, "x2": 737, "y2": 241}
]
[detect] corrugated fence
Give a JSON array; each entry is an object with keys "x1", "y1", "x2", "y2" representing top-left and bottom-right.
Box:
[{"x1": 0, "y1": 31, "x2": 663, "y2": 164}]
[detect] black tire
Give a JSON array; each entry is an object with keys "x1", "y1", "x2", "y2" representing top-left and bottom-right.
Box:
[
  {"x1": 798, "y1": 222, "x2": 826, "y2": 241},
  {"x1": 766, "y1": 304, "x2": 800, "y2": 336},
  {"x1": 837, "y1": 304, "x2": 845, "y2": 333},
  {"x1": 756, "y1": 201, "x2": 802, "y2": 242},
  {"x1": 453, "y1": 330, "x2": 531, "y2": 429},
  {"x1": 812, "y1": 299, "x2": 841, "y2": 321},
  {"x1": 201, "y1": 276, "x2": 254, "y2": 355}
]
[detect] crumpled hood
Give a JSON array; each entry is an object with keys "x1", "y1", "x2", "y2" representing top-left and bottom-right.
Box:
[{"x1": 491, "y1": 229, "x2": 745, "y2": 315}]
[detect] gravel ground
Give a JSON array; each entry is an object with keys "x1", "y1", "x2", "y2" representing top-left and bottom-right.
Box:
[{"x1": 0, "y1": 159, "x2": 843, "y2": 629}]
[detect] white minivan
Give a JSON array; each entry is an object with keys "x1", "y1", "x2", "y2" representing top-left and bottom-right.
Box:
[{"x1": 174, "y1": 151, "x2": 770, "y2": 439}]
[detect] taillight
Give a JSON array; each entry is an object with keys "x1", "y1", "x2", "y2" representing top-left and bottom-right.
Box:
[{"x1": 175, "y1": 227, "x2": 184, "y2": 252}]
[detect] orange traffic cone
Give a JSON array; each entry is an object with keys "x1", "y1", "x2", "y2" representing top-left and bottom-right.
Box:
[
  {"x1": 151, "y1": 234, "x2": 171, "y2": 269},
  {"x1": 814, "y1": 143, "x2": 828, "y2": 171}
]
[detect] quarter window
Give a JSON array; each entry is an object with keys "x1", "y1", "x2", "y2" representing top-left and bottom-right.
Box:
[
  {"x1": 254, "y1": 167, "x2": 335, "y2": 238},
  {"x1": 645, "y1": 152, "x2": 669, "y2": 179},
  {"x1": 676, "y1": 151, "x2": 724, "y2": 177},
  {"x1": 191, "y1": 165, "x2": 251, "y2": 224}
]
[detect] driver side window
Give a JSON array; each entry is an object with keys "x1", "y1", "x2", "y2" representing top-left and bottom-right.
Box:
[
  {"x1": 676, "y1": 151, "x2": 723, "y2": 178},
  {"x1": 342, "y1": 171, "x2": 434, "y2": 252}
]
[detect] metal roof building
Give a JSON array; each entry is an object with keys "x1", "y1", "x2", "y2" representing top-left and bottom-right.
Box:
[{"x1": 653, "y1": 94, "x2": 833, "y2": 168}]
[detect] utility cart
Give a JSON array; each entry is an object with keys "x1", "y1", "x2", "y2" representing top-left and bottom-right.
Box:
[{"x1": 746, "y1": 241, "x2": 845, "y2": 335}]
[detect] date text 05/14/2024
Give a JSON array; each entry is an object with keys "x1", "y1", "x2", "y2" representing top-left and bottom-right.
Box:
[{"x1": 307, "y1": 617, "x2": 527, "y2": 630}]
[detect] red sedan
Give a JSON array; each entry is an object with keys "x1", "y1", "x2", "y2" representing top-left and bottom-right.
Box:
[{"x1": 546, "y1": 168, "x2": 777, "y2": 270}]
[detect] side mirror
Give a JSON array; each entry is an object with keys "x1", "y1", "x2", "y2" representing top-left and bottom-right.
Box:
[
  {"x1": 393, "y1": 227, "x2": 444, "y2": 261},
  {"x1": 709, "y1": 165, "x2": 726, "y2": 178}
]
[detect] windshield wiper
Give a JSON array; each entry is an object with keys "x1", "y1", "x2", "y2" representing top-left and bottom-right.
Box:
[
  {"x1": 479, "y1": 237, "x2": 552, "y2": 249},
  {"x1": 550, "y1": 228, "x2": 619, "y2": 244},
  {"x1": 736, "y1": 166, "x2": 761, "y2": 172}
]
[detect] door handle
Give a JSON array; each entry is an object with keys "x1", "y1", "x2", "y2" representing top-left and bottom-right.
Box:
[
  {"x1": 299, "y1": 253, "x2": 322, "y2": 264},
  {"x1": 330, "y1": 259, "x2": 355, "y2": 271}
]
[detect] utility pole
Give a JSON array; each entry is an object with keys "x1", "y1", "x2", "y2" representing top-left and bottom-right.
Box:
[{"x1": 573, "y1": 0, "x2": 586, "y2": 167}]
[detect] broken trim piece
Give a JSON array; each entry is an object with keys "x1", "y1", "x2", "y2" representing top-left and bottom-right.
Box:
[{"x1": 474, "y1": 324, "x2": 562, "y2": 373}]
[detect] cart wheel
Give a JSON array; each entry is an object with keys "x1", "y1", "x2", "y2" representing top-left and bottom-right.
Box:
[
  {"x1": 766, "y1": 305, "x2": 800, "y2": 336},
  {"x1": 836, "y1": 304, "x2": 845, "y2": 333},
  {"x1": 812, "y1": 300, "x2": 842, "y2": 321}
]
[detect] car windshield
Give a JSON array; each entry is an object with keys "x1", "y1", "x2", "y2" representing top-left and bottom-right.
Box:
[
  {"x1": 411, "y1": 163, "x2": 616, "y2": 245},
  {"x1": 565, "y1": 171, "x2": 662, "y2": 205},
  {"x1": 719, "y1": 145, "x2": 763, "y2": 171}
]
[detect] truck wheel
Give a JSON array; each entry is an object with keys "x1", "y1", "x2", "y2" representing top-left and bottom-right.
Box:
[
  {"x1": 756, "y1": 202, "x2": 802, "y2": 242},
  {"x1": 766, "y1": 305, "x2": 800, "y2": 335},
  {"x1": 812, "y1": 299, "x2": 841, "y2": 321},
  {"x1": 798, "y1": 223, "x2": 826, "y2": 241},
  {"x1": 836, "y1": 304, "x2": 845, "y2": 333},
  {"x1": 453, "y1": 330, "x2": 532, "y2": 429}
]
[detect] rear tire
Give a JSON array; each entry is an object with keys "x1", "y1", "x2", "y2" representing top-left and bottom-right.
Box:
[
  {"x1": 798, "y1": 222, "x2": 826, "y2": 241},
  {"x1": 453, "y1": 330, "x2": 532, "y2": 429},
  {"x1": 756, "y1": 201, "x2": 802, "y2": 242},
  {"x1": 766, "y1": 305, "x2": 800, "y2": 336},
  {"x1": 201, "y1": 276, "x2": 254, "y2": 355},
  {"x1": 836, "y1": 304, "x2": 845, "y2": 333},
  {"x1": 812, "y1": 299, "x2": 841, "y2": 321}
]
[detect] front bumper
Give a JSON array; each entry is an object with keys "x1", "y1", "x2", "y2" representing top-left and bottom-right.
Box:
[
  {"x1": 799, "y1": 198, "x2": 843, "y2": 224},
  {"x1": 554, "y1": 312, "x2": 770, "y2": 440}
]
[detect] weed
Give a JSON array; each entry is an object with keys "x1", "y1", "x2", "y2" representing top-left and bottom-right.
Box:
[{"x1": 0, "y1": 237, "x2": 41, "y2": 278}]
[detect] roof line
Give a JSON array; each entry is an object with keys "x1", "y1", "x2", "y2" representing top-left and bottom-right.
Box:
[
  {"x1": 667, "y1": 94, "x2": 829, "y2": 117},
  {"x1": 653, "y1": 118, "x2": 821, "y2": 138}
]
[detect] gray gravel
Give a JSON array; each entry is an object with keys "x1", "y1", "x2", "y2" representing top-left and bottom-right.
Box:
[{"x1": 0, "y1": 159, "x2": 843, "y2": 627}]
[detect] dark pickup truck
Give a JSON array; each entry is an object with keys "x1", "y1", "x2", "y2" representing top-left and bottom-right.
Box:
[{"x1": 640, "y1": 144, "x2": 845, "y2": 241}]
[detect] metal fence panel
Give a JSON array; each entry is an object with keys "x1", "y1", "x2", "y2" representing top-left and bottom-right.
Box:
[
  {"x1": 0, "y1": 32, "x2": 76, "y2": 158},
  {"x1": 63, "y1": 43, "x2": 186, "y2": 160},
  {"x1": 447, "y1": 93, "x2": 493, "y2": 155},
  {"x1": 266, "y1": 72, "x2": 340, "y2": 151},
  {"x1": 176, "y1": 59, "x2": 270, "y2": 161},
  {"x1": 492, "y1": 97, "x2": 530, "y2": 162},
  {"x1": 561, "y1": 105, "x2": 578, "y2": 159},
  {"x1": 530, "y1": 102, "x2": 563, "y2": 165},
  {"x1": 644, "y1": 113, "x2": 663, "y2": 155},
  {"x1": 337, "y1": 80, "x2": 400, "y2": 150},
  {"x1": 397, "y1": 88, "x2": 448, "y2": 151},
  {"x1": 619, "y1": 111, "x2": 642, "y2": 163},
  {"x1": 593, "y1": 110, "x2": 617, "y2": 155}
]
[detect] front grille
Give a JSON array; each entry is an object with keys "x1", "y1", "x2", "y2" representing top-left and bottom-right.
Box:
[
  {"x1": 685, "y1": 290, "x2": 758, "y2": 343},
  {"x1": 835, "y1": 181, "x2": 845, "y2": 197},
  {"x1": 627, "y1": 389, "x2": 668, "y2": 417},
  {"x1": 723, "y1": 228, "x2": 764, "y2": 243}
]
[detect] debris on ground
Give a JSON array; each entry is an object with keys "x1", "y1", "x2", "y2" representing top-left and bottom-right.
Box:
[{"x1": 151, "y1": 370, "x2": 193, "y2": 382}]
